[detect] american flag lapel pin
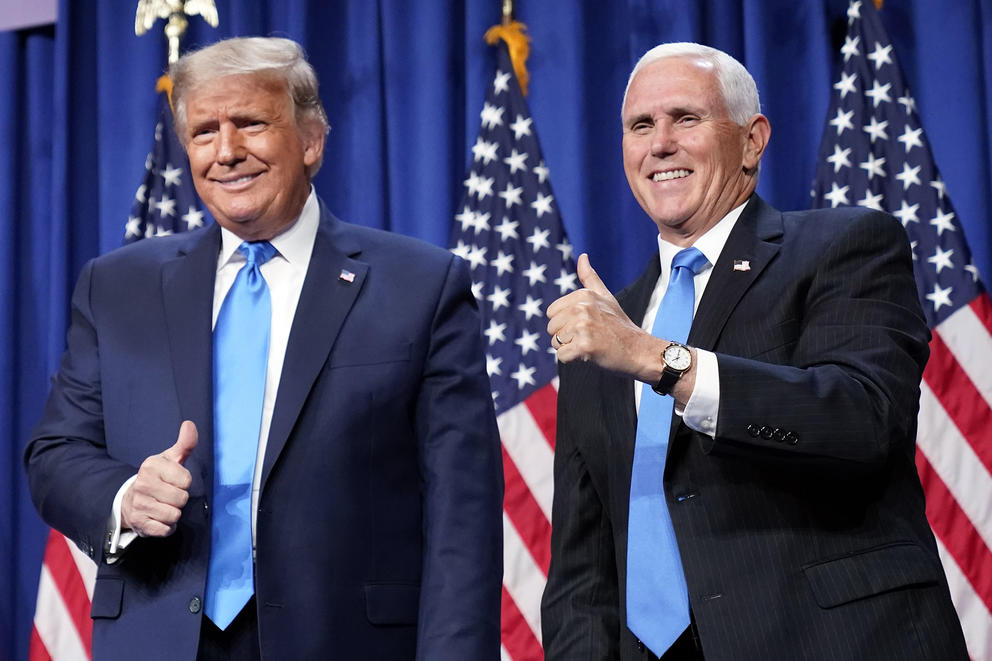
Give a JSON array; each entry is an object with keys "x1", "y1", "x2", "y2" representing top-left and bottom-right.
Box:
[
  {"x1": 733, "y1": 259, "x2": 751, "y2": 272},
  {"x1": 339, "y1": 269, "x2": 356, "y2": 283}
]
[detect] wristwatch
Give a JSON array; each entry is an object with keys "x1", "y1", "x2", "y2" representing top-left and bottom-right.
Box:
[{"x1": 652, "y1": 342, "x2": 692, "y2": 396}]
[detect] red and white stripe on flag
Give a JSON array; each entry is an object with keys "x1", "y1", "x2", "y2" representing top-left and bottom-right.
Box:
[
  {"x1": 917, "y1": 294, "x2": 992, "y2": 658},
  {"x1": 499, "y1": 382, "x2": 557, "y2": 660},
  {"x1": 29, "y1": 529, "x2": 95, "y2": 661}
]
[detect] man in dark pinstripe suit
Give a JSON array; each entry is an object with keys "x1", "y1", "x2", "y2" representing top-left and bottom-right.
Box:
[{"x1": 541, "y1": 42, "x2": 968, "y2": 660}]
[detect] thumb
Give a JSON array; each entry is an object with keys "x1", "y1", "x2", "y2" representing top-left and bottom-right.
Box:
[
  {"x1": 162, "y1": 420, "x2": 198, "y2": 465},
  {"x1": 577, "y1": 253, "x2": 610, "y2": 296}
]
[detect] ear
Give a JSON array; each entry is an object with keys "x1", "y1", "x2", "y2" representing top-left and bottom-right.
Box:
[
  {"x1": 742, "y1": 113, "x2": 771, "y2": 172},
  {"x1": 301, "y1": 121, "x2": 326, "y2": 171}
]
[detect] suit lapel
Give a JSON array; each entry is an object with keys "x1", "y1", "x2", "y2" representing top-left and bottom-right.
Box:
[
  {"x1": 161, "y1": 225, "x2": 221, "y2": 489},
  {"x1": 688, "y1": 195, "x2": 783, "y2": 350},
  {"x1": 259, "y1": 202, "x2": 367, "y2": 490}
]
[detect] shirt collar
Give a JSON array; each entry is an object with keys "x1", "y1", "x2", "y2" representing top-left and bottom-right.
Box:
[
  {"x1": 656, "y1": 200, "x2": 748, "y2": 275},
  {"x1": 217, "y1": 187, "x2": 320, "y2": 268}
]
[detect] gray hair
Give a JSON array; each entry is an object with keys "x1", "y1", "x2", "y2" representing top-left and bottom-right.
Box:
[
  {"x1": 169, "y1": 37, "x2": 330, "y2": 177},
  {"x1": 621, "y1": 42, "x2": 761, "y2": 126}
]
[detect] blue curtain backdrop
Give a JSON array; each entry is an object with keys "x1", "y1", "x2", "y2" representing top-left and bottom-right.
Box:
[{"x1": 2, "y1": 0, "x2": 990, "y2": 658}]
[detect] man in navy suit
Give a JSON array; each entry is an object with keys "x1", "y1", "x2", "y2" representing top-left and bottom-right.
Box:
[
  {"x1": 25, "y1": 37, "x2": 502, "y2": 660},
  {"x1": 541, "y1": 43, "x2": 968, "y2": 660}
]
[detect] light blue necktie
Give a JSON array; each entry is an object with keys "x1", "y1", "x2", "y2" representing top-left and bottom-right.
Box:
[
  {"x1": 205, "y1": 240, "x2": 276, "y2": 630},
  {"x1": 627, "y1": 246, "x2": 709, "y2": 656}
]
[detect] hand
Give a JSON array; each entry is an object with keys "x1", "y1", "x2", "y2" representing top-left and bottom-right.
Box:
[
  {"x1": 121, "y1": 420, "x2": 197, "y2": 537},
  {"x1": 547, "y1": 254, "x2": 662, "y2": 379}
]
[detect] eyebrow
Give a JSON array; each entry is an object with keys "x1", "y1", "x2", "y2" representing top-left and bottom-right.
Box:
[{"x1": 625, "y1": 113, "x2": 653, "y2": 128}]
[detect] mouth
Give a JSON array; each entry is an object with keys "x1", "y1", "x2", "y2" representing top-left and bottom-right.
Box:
[
  {"x1": 213, "y1": 172, "x2": 261, "y2": 188},
  {"x1": 651, "y1": 169, "x2": 691, "y2": 182}
]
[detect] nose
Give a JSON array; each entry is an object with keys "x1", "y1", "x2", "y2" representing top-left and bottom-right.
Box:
[
  {"x1": 650, "y1": 122, "x2": 677, "y2": 158},
  {"x1": 216, "y1": 123, "x2": 246, "y2": 165}
]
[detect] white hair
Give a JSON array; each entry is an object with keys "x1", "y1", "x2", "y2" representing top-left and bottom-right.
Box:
[{"x1": 621, "y1": 42, "x2": 761, "y2": 126}]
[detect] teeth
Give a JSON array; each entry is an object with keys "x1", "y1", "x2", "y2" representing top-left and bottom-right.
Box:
[
  {"x1": 222, "y1": 175, "x2": 254, "y2": 185},
  {"x1": 652, "y1": 169, "x2": 690, "y2": 182}
]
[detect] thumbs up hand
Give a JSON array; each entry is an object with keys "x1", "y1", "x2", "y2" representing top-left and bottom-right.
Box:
[
  {"x1": 547, "y1": 254, "x2": 664, "y2": 379},
  {"x1": 121, "y1": 420, "x2": 198, "y2": 537}
]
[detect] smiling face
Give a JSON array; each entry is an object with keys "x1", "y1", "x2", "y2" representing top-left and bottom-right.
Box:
[
  {"x1": 182, "y1": 73, "x2": 325, "y2": 241},
  {"x1": 621, "y1": 56, "x2": 768, "y2": 245}
]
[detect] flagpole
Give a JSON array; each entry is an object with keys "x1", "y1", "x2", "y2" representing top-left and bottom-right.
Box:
[{"x1": 502, "y1": 0, "x2": 514, "y2": 25}]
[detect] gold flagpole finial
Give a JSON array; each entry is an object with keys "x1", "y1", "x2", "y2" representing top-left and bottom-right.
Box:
[
  {"x1": 135, "y1": 0, "x2": 219, "y2": 64},
  {"x1": 874, "y1": 0, "x2": 884, "y2": 8},
  {"x1": 486, "y1": 1, "x2": 531, "y2": 95}
]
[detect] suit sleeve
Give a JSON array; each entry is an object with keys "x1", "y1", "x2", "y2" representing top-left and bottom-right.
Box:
[
  {"x1": 541, "y1": 363, "x2": 622, "y2": 660},
  {"x1": 709, "y1": 210, "x2": 930, "y2": 475},
  {"x1": 413, "y1": 255, "x2": 503, "y2": 661},
  {"x1": 24, "y1": 259, "x2": 137, "y2": 563}
]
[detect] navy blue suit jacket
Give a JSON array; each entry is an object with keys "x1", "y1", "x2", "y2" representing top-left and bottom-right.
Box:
[
  {"x1": 26, "y1": 199, "x2": 503, "y2": 660},
  {"x1": 541, "y1": 196, "x2": 968, "y2": 660}
]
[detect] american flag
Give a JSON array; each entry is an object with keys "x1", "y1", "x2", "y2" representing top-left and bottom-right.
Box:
[
  {"x1": 30, "y1": 85, "x2": 202, "y2": 661},
  {"x1": 125, "y1": 86, "x2": 206, "y2": 242},
  {"x1": 812, "y1": 2, "x2": 992, "y2": 657},
  {"x1": 450, "y1": 43, "x2": 576, "y2": 660}
]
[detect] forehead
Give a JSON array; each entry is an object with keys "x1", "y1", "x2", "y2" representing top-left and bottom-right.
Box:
[
  {"x1": 184, "y1": 73, "x2": 291, "y2": 117},
  {"x1": 623, "y1": 56, "x2": 725, "y2": 120}
]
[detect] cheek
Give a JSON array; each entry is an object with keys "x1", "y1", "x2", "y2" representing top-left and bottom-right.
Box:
[{"x1": 186, "y1": 147, "x2": 213, "y2": 173}]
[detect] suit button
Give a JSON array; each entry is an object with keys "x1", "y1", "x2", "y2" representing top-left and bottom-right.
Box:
[
  {"x1": 636, "y1": 640, "x2": 646, "y2": 652},
  {"x1": 772, "y1": 428, "x2": 786, "y2": 442},
  {"x1": 203, "y1": 500, "x2": 209, "y2": 512},
  {"x1": 785, "y1": 431, "x2": 799, "y2": 445},
  {"x1": 188, "y1": 596, "x2": 202, "y2": 614},
  {"x1": 759, "y1": 426, "x2": 774, "y2": 440},
  {"x1": 746, "y1": 424, "x2": 760, "y2": 437}
]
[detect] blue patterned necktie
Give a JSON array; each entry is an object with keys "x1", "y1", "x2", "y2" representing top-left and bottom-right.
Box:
[
  {"x1": 627, "y1": 246, "x2": 709, "y2": 656},
  {"x1": 205, "y1": 240, "x2": 276, "y2": 630}
]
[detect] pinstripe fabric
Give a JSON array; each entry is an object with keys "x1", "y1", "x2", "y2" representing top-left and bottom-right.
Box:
[{"x1": 541, "y1": 195, "x2": 968, "y2": 661}]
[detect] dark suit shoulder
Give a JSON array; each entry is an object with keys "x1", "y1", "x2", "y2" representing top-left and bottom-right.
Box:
[
  {"x1": 779, "y1": 205, "x2": 906, "y2": 242},
  {"x1": 321, "y1": 214, "x2": 464, "y2": 294},
  {"x1": 88, "y1": 224, "x2": 215, "y2": 275},
  {"x1": 102, "y1": 225, "x2": 213, "y2": 261},
  {"x1": 337, "y1": 220, "x2": 454, "y2": 264}
]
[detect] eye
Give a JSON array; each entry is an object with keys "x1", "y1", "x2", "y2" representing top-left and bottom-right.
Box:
[
  {"x1": 236, "y1": 118, "x2": 267, "y2": 131},
  {"x1": 190, "y1": 127, "x2": 216, "y2": 144},
  {"x1": 630, "y1": 120, "x2": 653, "y2": 135}
]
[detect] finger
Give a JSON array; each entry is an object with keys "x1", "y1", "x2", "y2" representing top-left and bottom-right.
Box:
[
  {"x1": 546, "y1": 288, "x2": 588, "y2": 319},
  {"x1": 130, "y1": 496, "x2": 185, "y2": 527},
  {"x1": 576, "y1": 253, "x2": 611, "y2": 296},
  {"x1": 161, "y1": 420, "x2": 198, "y2": 465},
  {"x1": 554, "y1": 343, "x2": 581, "y2": 364},
  {"x1": 546, "y1": 315, "x2": 567, "y2": 340},
  {"x1": 131, "y1": 516, "x2": 178, "y2": 538},
  {"x1": 545, "y1": 290, "x2": 572, "y2": 319},
  {"x1": 121, "y1": 490, "x2": 184, "y2": 537}
]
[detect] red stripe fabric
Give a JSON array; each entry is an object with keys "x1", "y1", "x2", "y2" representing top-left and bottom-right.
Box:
[
  {"x1": 916, "y1": 451, "x2": 992, "y2": 613},
  {"x1": 501, "y1": 586, "x2": 544, "y2": 661}
]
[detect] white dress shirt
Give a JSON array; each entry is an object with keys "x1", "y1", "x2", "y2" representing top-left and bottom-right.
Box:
[
  {"x1": 634, "y1": 201, "x2": 747, "y2": 438},
  {"x1": 108, "y1": 189, "x2": 319, "y2": 555}
]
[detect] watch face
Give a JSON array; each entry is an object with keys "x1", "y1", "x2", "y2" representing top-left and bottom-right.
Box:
[{"x1": 664, "y1": 344, "x2": 691, "y2": 371}]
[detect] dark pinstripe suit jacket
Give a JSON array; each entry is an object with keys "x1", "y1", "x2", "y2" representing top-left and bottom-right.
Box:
[{"x1": 541, "y1": 195, "x2": 969, "y2": 660}]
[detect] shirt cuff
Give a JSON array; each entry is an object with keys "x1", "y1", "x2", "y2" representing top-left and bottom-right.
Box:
[
  {"x1": 680, "y1": 349, "x2": 720, "y2": 438},
  {"x1": 106, "y1": 475, "x2": 139, "y2": 561}
]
